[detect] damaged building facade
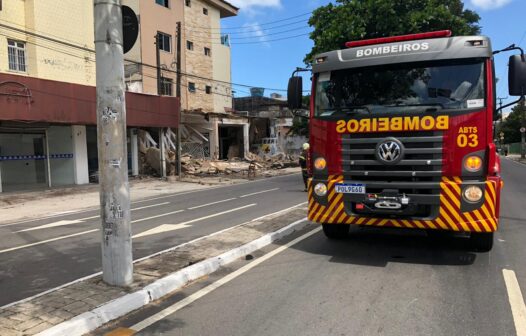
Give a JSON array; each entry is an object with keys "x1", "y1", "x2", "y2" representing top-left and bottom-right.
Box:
[
  {"x1": 233, "y1": 91, "x2": 307, "y2": 157},
  {"x1": 123, "y1": 0, "x2": 245, "y2": 162},
  {"x1": 0, "y1": 0, "x2": 241, "y2": 192}
]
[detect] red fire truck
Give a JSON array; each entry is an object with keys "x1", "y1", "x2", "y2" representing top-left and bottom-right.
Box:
[{"x1": 288, "y1": 30, "x2": 526, "y2": 251}]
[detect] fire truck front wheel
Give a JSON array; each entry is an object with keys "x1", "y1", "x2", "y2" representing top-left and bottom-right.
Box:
[
  {"x1": 470, "y1": 232, "x2": 494, "y2": 252},
  {"x1": 322, "y1": 224, "x2": 350, "y2": 239}
]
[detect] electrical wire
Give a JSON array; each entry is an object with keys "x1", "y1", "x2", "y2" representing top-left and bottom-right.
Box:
[
  {"x1": 0, "y1": 25, "x2": 304, "y2": 91},
  {"x1": 186, "y1": 18, "x2": 309, "y2": 35},
  {"x1": 185, "y1": 12, "x2": 311, "y2": 30}
]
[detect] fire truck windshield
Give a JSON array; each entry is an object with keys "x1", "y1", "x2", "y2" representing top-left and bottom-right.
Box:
[{"x1": 315, "y1": 59, "x2": 485, "y2": 117}]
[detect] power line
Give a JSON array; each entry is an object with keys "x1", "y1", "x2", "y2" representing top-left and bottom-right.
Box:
[
  {"x1": 229, "y1": 26, "x2": 310, "y2": 40},
  {"x1": 518, "y1": 28, "x2": 526, "y2": 47},
  {"x1": 231, "y1": 32, "x2": 311, "y2": 45},
  {"x1": 187, "y1": 18, "x2": 309, "y2": 35},
  {"x1": 185, "y1": 12, "x2": 311, "y2": 31},
  {"x1": 187, "y1": 18, "x2": 309, "y2": 37},
  {"x1": 186, "y1": 22, "x2": 309, "y2": 39},
  {"x1": 0, "y1": 24, "x2": 296, "y2": 92}
]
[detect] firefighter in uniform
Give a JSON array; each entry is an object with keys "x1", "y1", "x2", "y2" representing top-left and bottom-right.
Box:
[{"x1": 299, "y1": 143, "x2": 310, "y2": 192}]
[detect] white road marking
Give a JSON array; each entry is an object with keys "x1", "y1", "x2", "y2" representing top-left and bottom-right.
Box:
[
  {"x1": 133, "y1": 204, "x2": 257, "y2": 238},
  {"x1": 15, "y1": 220, "x2": 84, "y2": 233},
  {"x1": 239, "y1": 188, "x2": 279, "y2": 198},
  {"x1": 0, "y1": 202, "x2": 307, "y2": 310},
  {"x1": 132, "y1": 202, "x2": 307, "y2": 264},
  {"x1": 503, "y1": 269, "x2": 526, "y2": 336},
  {"x1": 0, "y1": 173, "x2": 299, "y2": 227},
  {"x1": 132, "y1": 210, "x2": 185, "y2": 224},
  {"x1": 130, "y1": 226, "x2": 322, "y2": 332},
  {"x1": 133, "y1": 224, "x2": 192, "y2": 239},
  {"x1": 131, "y1": 202, "x2": 170, "y2": 211},
  {"x1": 188, "y1": 198, "x2": 236, "y2": 210},
  {"x1": 12, "y1": 202, "x2": 171, "y2": 233},
  {"x1": 0, "y1": 229, "x2": 99, "y2": 255}
]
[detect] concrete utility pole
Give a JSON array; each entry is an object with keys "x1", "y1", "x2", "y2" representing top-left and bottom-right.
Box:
[
  {"x1": 155, "y1": 33, "x2": 167, "y2": 178},
  {"x1": 94, "y1": 0, "x2": 133, "y2": 286},
  {"x1": 176, "y1": 21, "x2": 182, "y2": 179}
]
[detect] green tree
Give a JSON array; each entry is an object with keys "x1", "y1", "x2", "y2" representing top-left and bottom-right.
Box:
[
  {"x1": 501, "y1": 103, "x2": 525, "y2": 144},
  {"x1": 305, "y1": 0, "x2": 481, "y2": 63}
]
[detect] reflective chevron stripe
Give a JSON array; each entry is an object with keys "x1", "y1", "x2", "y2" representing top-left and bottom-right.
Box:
[{"x1": 307, "y1": 176, "x2": 499, "y2": 232}]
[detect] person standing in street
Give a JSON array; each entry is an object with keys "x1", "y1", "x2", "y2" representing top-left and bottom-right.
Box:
[{"x1": 299, "y1": 143, "x2": 310, "y2": 192}]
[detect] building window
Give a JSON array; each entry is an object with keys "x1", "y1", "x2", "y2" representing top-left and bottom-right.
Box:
[
  {"x1": 157, "y1": 32, "x2": 171, "y2": 52},
  {"x1": 7, "y1": 40, "x2": 26, "y2": 72},
  {"x1": 206, "y1": 86, "x2": 212, "y2": 94},
  {"x1": 155, "y1": 0, "x2": 169, "y2": 7},
  {"x1": 161, "y1": 77, "x2": 173, "y2": 96},
  {"x1": 204, "y1": 47, "x2": 211, "y2": 56},
  {"x1": 220, "y1": 34, "x2": 230, "y2": 47},
  {"x1": 187, "y1": 41, "x2": 194, "y2": 51},
  {"x1": 185, "y1": 0, "x2": 191, "y2": 7},
  {"x1": 188, "y1": 82, "x2": 196, "y2": 93},
  {"x1": 203, "y1": 7, "x2": 208, "y2": 15}
]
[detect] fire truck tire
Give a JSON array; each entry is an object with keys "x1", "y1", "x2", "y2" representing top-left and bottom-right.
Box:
[
  {"x1": 469, "y1": 232, "x2": 494, "y2": 252},
  {"x1": 322, "y1": 224, "x2": 350, "y2": 239}
]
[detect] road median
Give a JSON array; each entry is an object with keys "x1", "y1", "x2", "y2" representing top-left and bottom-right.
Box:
[{"x1": 0, "y1": 204, "x2": 310, "y2": 336}]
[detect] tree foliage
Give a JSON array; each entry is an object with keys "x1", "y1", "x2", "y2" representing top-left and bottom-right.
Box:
[
  {"x1": 501, "y1": 103, "x2": 525, "y2": 144},
  {"x1": 305, "y1": 0, "x2": 481, "y2": 63}
]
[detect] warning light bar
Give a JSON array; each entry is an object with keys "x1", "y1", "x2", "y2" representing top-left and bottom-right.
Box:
[{"x1": 345, "y1": 30, "x2": 452, "y2": 48}]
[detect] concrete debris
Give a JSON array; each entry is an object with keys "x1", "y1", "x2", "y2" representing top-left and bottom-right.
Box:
[
  {"x1": 180, "y1": 152, "x2": 298, "y2": 179},
  {"x1": 137, "y1": 129, "x2": 298, "y2": 178}
]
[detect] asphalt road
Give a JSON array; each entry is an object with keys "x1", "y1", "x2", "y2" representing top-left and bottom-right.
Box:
[
  {"x1": 0, "y1": 174, "x2": 307, "y2": 306},
  {"x1": 101, "y1": 158, "x2": 526, "y2": 336}
]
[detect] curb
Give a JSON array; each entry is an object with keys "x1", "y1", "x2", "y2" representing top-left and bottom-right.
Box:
[{"x1": 36, "y1": 217, "x2": 310, "y2": 336}]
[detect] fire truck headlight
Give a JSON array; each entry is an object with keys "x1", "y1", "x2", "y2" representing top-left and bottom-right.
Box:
[
  {"x1": 314, "y1": 183, "x2": 328, "y2": 197},
  {"x1": 464, "y1": 156, "x2": 483, "y2": 172},
  {"x1": 314, "y1": 157, "x2": 327, "y2": 170},
  {"x1": 463, "y1": 186, "x2": 483, "y2": 203}
]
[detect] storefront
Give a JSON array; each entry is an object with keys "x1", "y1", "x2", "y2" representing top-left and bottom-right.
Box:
[{"x1": 0, "y1": 74, "x2": 179, "y2": 192}]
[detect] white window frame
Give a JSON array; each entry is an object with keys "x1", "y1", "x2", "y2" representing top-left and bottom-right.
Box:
[{"x1": 7, "y1": 40, "x2": 27, "y2": 72}]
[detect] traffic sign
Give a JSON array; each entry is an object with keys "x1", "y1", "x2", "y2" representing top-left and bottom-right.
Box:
[
  {"x1": 520, "y1": 127, "x2": 526, "y2": 133},
  {"x1": 122, "y1": 6, "x2": 139, "y2": 54}
]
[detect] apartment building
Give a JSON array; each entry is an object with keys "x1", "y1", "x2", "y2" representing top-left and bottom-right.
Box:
[{"x1": 0, "y1": 0, "x2": 179, "y2": 192}]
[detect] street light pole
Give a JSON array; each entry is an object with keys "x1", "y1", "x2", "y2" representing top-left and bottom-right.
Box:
[{"x1": 94, "y1": 0, "x2": 133, "y2": 286}]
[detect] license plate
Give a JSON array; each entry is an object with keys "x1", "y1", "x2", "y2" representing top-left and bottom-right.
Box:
[{"x1": 335, "y1": 183, "x2": 365, "y2": 194}]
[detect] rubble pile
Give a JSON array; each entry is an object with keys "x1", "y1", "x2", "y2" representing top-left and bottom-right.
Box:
[
  {"x1": 137, "y1": 129, "x2": 299, "y2": 179},
  {"x1": 181, "y1": 152, "x2": 299, "y2": 178}
]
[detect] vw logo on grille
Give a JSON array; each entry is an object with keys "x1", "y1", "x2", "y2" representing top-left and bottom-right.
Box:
[{"x1": 375, "y1": 138, "x2": 404, "y2": 164}]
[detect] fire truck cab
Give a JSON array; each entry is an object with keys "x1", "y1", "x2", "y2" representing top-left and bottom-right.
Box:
[{"x1": 288, "y1": 31, "x2": 526, "y2": 251}]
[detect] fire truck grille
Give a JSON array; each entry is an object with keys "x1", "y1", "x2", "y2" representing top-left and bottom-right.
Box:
[{"x1": 341, "y1": 131, "x2": 443, "y2": 218}]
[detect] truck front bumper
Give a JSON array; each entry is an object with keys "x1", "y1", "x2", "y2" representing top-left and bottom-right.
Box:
[{"x1": 308, "y1": 176, "x2": 501, "y2": 233}]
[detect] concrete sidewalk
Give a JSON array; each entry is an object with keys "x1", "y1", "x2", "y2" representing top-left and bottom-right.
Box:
[
  {"x1": 0, "y1": 205, "x2": 310, "y2": 336},
  {"x1": 505, "y1": 154, "x2": 526, "y2": 165},
  {"x1": 0, "y1": 168, "x2": 300, "y2": 224}
]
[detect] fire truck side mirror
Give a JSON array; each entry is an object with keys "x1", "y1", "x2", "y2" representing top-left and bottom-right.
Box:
[
  {"x1": 508, "y1": 55, "x2": 526, "y2": 96},
  {"x1": 287, "y1": 76, "x2": 303, "y2": 109}
]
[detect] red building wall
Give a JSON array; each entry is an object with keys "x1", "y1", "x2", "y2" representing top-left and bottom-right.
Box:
[{"x1": 0, "y1": 73, "x2": 179, "y2": 128}]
